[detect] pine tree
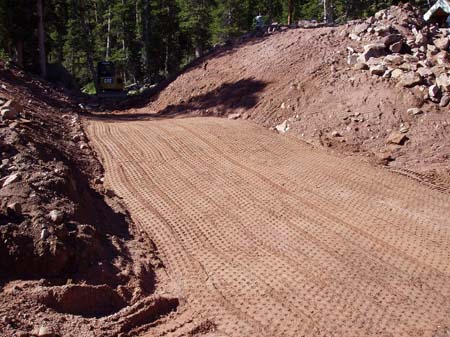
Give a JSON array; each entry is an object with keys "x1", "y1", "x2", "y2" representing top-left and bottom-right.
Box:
[
  {"x1": 37, "y1": 0, "x2": 47, "y2": 78},
  {"x1": 179, "y1": 0, "x2": 216, "y2": 57}
]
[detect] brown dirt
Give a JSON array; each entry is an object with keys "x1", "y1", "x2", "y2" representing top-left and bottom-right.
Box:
[
  {"x1": 107, "y1": 24, "x2": 449, "y2": 183},
  {"x1": 86, "y1": 116, "x2": 450, "y2": 336},
  {"x1": 3, "y1": 6, "x2": 450, "y2": 336},
  {"x1": 0, "y1": 65, "x2": 180, "y2": 336}
]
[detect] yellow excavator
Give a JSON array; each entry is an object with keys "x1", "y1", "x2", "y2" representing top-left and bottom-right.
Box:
[{"x1": 97, "y1": 61, "x2": 125, "y2": 94}]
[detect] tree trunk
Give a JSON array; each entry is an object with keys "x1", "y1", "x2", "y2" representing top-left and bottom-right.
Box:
[
  {"x1": 15, "y1": 40, "x2": 24, "y2": 68},
  {"x1": 37, "y1": 0, "x2": 47, "y2": 78},
  {"x1": 287, "y1": 0, "x2": 293, "y2": 25},
  {"x1": 75, "y1": 0, "x2": 99, "y2": 93},
  {"x1": 142, "y1": 0, "x2": 151, "y2": 74},
  {"x1": 106, "y1": 5, "x2": 111, "y2": 60},
  {"x1": 324, "y1": 0, "x2": 333, "y2": 24}
]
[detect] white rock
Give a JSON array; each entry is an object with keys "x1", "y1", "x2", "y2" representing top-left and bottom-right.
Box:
[
  {"x1": 399, "y1": 123, "x2": 409, "y2": 133},
  {"x1": 275, "y1": 120, "x2": 289, "y2": 134},
  {"x1": 436, "y1": 73, "x2": 450, "y2": 91},
  {"x1": 49, "y1": 210, "x2": 63, "y2": 223},
  {"x1": 227, "y1": 113, "x2": 241, "y2": 120},
  {"x1": 347, "y1": 53, "x2": 359, "y2": 65},
  {"x1": 2, "y1": 173, "x2": 20, "y2": 187},
  {"x1": 417, "y1": 67, "x2": 433, "y2": 78},
  {"x1": 434, "y1": 37, "x2": 450, "y2": 51},
  {"x1": 415, "y1": 32, "x2": 427, "y2": 46},
  {"x1": 429, "y1": 84, "x2": 441, "y2": 100},
  {"x1": 370, "y1": 65, "x2": 387, "y2": 76},
  {"x1": 407, "y1": 108, "x2": 423, "y2": 115},
  {"x1": 40, "y1": 229, "x2": 50, "y2": 240},
  {"x1": 384, "y1": 54, "x2": 403, "y2": 65},
  {"x1": 37, "y1": 326, "x2": 54, "y2": 337}
]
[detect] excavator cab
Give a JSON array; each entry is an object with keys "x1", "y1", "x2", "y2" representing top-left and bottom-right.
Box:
[{"x1": 97, "y1": 61, "x2": 124, "y2": 92}]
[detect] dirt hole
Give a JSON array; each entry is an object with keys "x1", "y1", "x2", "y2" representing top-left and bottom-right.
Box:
[{"x1": 38, "y1": 284, "x2": 127, "y2": 318}]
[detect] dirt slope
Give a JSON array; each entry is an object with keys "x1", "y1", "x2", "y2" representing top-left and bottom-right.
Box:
[
  {"x1": 122, "y1": 26, "x2": 449, "y2": 180},
  {"x1": 87, "y1": 116, "x2": 450, "y2": 337},
  {"x1": 0, "y1": 66, "x2": 179, "y2": 337}
]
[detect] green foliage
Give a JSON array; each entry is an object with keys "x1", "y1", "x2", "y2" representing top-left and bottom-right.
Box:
[
  {"x1": 82, "y1": 82, "x2": 97, "y2": 95},
  {"x1": 0, "y1": 0, "x2": 437, "y2": 90}
]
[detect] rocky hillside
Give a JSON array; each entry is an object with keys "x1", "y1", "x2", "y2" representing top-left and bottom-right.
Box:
[{"x1": 118, "y1": 3, "x2": 449, "y2": 186}]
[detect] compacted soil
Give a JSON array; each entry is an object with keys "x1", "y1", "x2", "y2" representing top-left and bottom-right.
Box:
[
  {"x1": 117, "y1": 25, "x2": 449, "y2": 182},
  {"x1": 86, "y1": 116, "x2": 450, "y2": 337},
  {"x1": 2, "y1": 6, "x2": 450, "y2": 336}
]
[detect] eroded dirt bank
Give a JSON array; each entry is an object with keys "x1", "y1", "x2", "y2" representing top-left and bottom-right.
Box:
[{"x1": 0, "y1": 65, "x2": 180, "y2": 337}]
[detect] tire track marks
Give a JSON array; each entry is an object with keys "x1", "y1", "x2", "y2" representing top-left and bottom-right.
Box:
[{"x1": 86, "y1": 117, "x2": 450, "y2": 337}]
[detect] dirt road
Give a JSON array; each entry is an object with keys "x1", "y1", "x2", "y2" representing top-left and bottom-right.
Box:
[{"x1": 86, "y1": 117, "x2": 450, "y2": 337}]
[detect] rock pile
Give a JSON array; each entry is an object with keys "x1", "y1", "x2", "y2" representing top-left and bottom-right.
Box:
[{"x1": 345, "y1": 2, "x2": 450, "y2": 107}]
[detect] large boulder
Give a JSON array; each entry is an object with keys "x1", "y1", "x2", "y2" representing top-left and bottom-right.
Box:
[
  {"x1": 399, "y1": 72, "x2": 422, "y2": 87},
  {"x1": 434, "y1": 37, "x2": 450, "y2": 51},
  {"x1": 354, "y1": 62, "x2": 369, "y2": 70},
  {"x1": 389, "y1": 41, "x2": 403, "y2": 53},
  {"x1": 370, "y1": 64, "x2": 387, "y2": 76},
  {"x1": 431, "y1": 65, "x2": 448, "y2": 77},
  {"x1": 383, "y1": 34, "x2": 403, "y2": 47},
  {"x1": 415, "y1": 32, "x2": 428, "y2": 46},
  {"x1": 440, "y1": 94, "x2": 450, "y2": 107},
  {"x1": 2, "y1": 99, "x2": 23, "y2": 114},
  {"x1": 436, "y1": 73, "x2": 450, "y2": 92},
  {"x1": 358, "y1": 43, "x2": 387, "y2": 63},
  {"x1": 429, "y1": 84, "x2": 441, "y2": 101},
  {"x1": 386, "y1": 131, "x2": 408, "y2": 145},
  {"x1": 0, "y1": 108, "x2": 17, "y2": 120},
  {"x1": 417, "y1": 67, "x2": 434, "y2": 78},
  {"x1": 434, "y1": 51, "x2": 449, "y2": 65},
  {"x1": 353, "y1": 23, "x2": 370, "y2": 36},
  {"x1": 384, "y1": 54, "x2": 403, "y2": 65},
  {"x1": 391, "y1": 69, "x2": 404, "y2": 79}
]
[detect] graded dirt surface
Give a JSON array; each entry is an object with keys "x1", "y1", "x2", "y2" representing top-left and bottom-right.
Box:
[
  {"x1": 86, "y1": 116, "x2": 450, "y2": 337},
  {"x1": 118, "y1": 25, "x2": 449, "y2": 178}
]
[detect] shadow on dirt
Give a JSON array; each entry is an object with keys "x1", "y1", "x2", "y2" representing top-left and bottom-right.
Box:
[
  {"x1": 89, "y1": 33, "x2": 274, "y2": 113},
  {"x1": 87, "y1": 78, "x2": 268, "y2": 122},
  {"x1": 0, "y1": 68, "x2": 76, "y2": 110}
]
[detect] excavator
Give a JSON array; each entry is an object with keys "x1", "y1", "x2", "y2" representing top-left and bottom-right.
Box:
[{"x1": 97, "y1": 61, "x2": 125, "y2": 97}]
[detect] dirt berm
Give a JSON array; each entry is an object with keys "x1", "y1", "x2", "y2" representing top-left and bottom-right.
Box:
[{"x1": 0, "y1": 65, "x2": 180, "y2": 336}]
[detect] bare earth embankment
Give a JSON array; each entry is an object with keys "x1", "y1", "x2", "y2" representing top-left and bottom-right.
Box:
[{"x1": 2, "y1": 3, "x2": 450, "y2": 336}]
